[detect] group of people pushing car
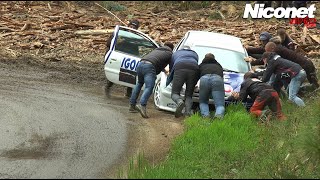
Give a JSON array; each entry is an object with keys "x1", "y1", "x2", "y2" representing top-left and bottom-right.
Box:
[{"x1": 106, "y1": 20, "x2": 319, "y2": 123}]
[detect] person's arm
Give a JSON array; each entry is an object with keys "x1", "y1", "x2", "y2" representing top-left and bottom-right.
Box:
[
  {"x1": 246, "y1": 46, "x2": 265, "y2": 55},
  {"x1": 244, "y1": 56, "x2": 264, "y2": 66},
  {"x1": 250, "y1": 58, "x2": 264, "y2": 66},
  {"x1": 261, "y1": 61, "x2": 275, "y2": 82},
  {"x1": 238, "y1": 82, "x2": 249, "y2": 102}
]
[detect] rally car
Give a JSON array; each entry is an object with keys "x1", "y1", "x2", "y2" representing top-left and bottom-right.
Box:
[{"x1": 104, "y1": 25, "x2": 252, "y2": 113}]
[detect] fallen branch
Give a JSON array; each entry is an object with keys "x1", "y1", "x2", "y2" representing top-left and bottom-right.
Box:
[
  {"x1": 74, "y1": 29, "x2": 114, "y2": 35},
  {"x1": 21, "y1": 23, "x2": 31, "y2": 31},
  {"x1": 0, "y1": 27, "x2": 14, "y2": 32},
  {"x1": 94, "y1": 2, "x2": 127, "y2": 26},
  {"x1": 218, "y1": 10, "x2": 226, "y2": 20},
  {"x1": 308, "y1": 34, "x2": 320, "y2": 44}
]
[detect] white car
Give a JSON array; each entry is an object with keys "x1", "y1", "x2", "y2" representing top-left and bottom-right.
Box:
[{"x1": 104, "y1": 25, "x2": 252, "y2": 113}]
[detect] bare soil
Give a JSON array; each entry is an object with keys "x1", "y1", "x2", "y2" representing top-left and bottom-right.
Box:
[{"x1": 0, "y1": 51, "x2": 184, "y2": 178}]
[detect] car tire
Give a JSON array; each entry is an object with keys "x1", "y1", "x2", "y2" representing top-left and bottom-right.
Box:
[{"x1": 153, "y1": 79, "x2": 162, "y2": 110}]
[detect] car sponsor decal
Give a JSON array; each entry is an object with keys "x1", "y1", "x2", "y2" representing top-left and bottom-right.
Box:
[
  {"x1": 120, "y1": 57, "x2": 140, "y2": 71},
  {"x1": 224, "y1": 72, "x2": 244, "y2": 92},
  {"x1": 119, "y1": 57, "x2": 140, "y2": 84}
]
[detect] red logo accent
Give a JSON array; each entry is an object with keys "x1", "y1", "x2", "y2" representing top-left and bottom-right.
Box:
[{"x1": 289, "y1": 16, "x2": 317, "y2": 28}]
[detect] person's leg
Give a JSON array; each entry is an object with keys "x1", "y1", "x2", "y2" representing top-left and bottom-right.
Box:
[
  {"x1": 211, "y1": 75, "x2": 225, "y2": 118},
  {"x1": 125, "y1": 87, "x2": 133, "y2": 98},
  {"x1": 268, "y1": 90, "x2": 287, "y2": 120},
  {"x1": 172, "y1": 69, "x2": 188, "y2": 118},
  {"x1": 250, "y1": 96, "x2": 267, "y2": 117},
  {"x1": 304, "y1": 62, "x2": 319, "y2": 88},
  {"x1": 171, "y1": 70, "x2": 186, "y2": 104},
  {"x1": 130, "y1": 64, "x2": 144, "y2": 106},
  {"x1": 288, "y1": 70, "x2": 307, "y2": 107},
  {"x1": 136, "y1": 64, "x2": 156, "y2": 118},
  {"x1": 105, "y1": 79, "x2": 114, "y2": 97},
  {"x1": 139, "y1": 64, "x2": 156, "y2": 106},
  {"x1": 184, "y1": 69, "x2": 199, "y2": 116},
  {"x1": 272, "y1": 75, "x2": 284, "y2": 94},
  {"x1": 199, "y1": 75, "x2": 211, "y2": 118}
]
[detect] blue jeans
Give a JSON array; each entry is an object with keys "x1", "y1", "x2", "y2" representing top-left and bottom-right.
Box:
[
  {"x1": 199, "y1": 74, "x2": 225, "y2": 118},
  {"x1": 130, "y1": 62, "x2": 156, "y2": 106},
  {"x1": 288, "y1": 69, "x2": 307, "y2": 107}
]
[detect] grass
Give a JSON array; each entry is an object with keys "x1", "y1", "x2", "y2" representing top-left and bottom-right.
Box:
[{"x1": 119, "y1": 87, "x2": 320, "y2": 179}]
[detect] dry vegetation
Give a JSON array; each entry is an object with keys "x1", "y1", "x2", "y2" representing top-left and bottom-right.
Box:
[{"x1": 0, "y1": 1, "x2": 319, "y2": 66}]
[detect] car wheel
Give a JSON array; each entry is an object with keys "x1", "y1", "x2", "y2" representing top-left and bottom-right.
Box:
[{"x1": 153, "y1": 79, "x2": 162, "y2": 110}]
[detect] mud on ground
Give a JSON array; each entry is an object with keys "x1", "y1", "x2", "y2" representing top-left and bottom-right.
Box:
[{"x1": 0, "y1": 51, "x2": 184, "y2": 178}]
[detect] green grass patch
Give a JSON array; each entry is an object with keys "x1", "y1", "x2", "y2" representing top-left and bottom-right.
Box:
[{"x1": 122, "y1": 89, "x2": 320, "y2": 178}]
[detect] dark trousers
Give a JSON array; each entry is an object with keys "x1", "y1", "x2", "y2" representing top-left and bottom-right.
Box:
[
  {"x1": 250, "y1": 89, "x2": 285, "y2": 120},
  {"x1": 171, "y1": 68, "x2": 199, "y2": 114},
  {"x1": 301, "y1": 60, "x2": 319, "y2": 88}
]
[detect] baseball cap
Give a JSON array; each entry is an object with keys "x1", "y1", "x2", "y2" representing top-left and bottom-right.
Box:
[{"x1": 259, "y1": 32, "x2": 272, "y2": 41}]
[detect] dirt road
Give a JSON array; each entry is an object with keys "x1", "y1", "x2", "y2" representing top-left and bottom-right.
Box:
[{"x1": 0, "y1": 56, "x2": 183, "y2": 178}]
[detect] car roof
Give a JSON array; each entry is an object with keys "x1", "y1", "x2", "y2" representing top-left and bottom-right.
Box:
[{"x1": 182, "y1": 31, "x2": 245, "y2": 54}]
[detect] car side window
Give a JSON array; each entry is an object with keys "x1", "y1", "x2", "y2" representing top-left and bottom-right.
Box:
[{"x1": 115, "y1": 29, "x2": 157, "y2": 58}]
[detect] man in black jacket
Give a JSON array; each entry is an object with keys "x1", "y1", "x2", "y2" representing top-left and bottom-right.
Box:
[
  {"x1": 198, "y1": 53, "x2": 225, "y2": 119},
  {"x1": 230, "y1": 72, "x2": 286, "y2": 121},
  {"x1": 265, "y1": 42, "x2": 319, "y2": 89},
  {"x1": 261, "y1": 52, "x2": 307, "y2": 107},
  {"x1": 129, "y1": 42, "x2": 174, "y2": 118}
]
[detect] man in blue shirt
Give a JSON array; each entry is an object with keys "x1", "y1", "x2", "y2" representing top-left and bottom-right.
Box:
[{"x1": 167, "y1": 44, "x2": 200, "y2": 118}]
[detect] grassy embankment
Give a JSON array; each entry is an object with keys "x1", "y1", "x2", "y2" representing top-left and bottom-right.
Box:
[{"x1": 120, "y1": 88, "x2": 320, "y2": 179}]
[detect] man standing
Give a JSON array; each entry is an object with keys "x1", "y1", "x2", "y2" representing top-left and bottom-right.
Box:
[
  {"x1": 166, "y1": 44, "x2": 199, "y2": 118},
  {"x1": 105, "y1": 19, "x2": 140, "y2": 98},
  {"x1": 129, "y1": 42, "x2": 174, "y2": 118},
  {"x1": 261, "y1": 52, "x2": 307, "y2": 107}
]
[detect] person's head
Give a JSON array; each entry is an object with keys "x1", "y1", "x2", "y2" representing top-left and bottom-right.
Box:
[
  {"x1": 265, "y1": 42, "x2": 277, "y2": 52},
  {"x1": 205, "y1": 53, "x2": 215, "y2": 60},
  {"x1": 261, "y1": 51, "x2": 274, "y2": 65},
  {"x1": 269, "y1": 36, "x2": 281, "y2": 45},
  {"x1": 277, "y1": 28, "x2": 287, "y2": 43},
  {"x1": 128, "y1": 19, "x2": 140, "y2": 29},
  {"x1": 259, "y1": 32, "x2": 272, "y2": 47},
  {"x1": 202, "y1": 53, "x2": 216, "y2": 63},
  {"x1": 164, "y1": 42, "x2": 174, "y2": 51}
]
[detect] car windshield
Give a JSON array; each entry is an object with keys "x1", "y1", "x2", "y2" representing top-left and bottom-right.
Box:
[
  {"x1": 192, "y1": 46, "x2": 249, "y2": 73},
  {"x1": 115, "y1": 29, "x2": 157, "y2": 58}
]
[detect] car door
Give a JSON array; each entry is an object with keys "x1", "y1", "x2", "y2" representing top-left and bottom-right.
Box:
[{"x1": 104, "y1": 25, "x2": 159, "y2": 88}]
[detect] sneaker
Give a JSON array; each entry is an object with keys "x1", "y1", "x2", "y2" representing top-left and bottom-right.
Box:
[
  {"x1": 129, "y1": 104, "x2": 138, "y2": 113},
  {"x1": 136, "y1": 104, "x2": 149, "y2": 118},
  {"x1": 175, "y1": 100, "x2": 185, "y2": 118},
  {"x1": 259, "y1": 109, "x2": 272, "y2": 123}
]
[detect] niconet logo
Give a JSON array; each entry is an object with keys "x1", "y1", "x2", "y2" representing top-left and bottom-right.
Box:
[{"x1": 243, "y1": 4, "x2": 316, "y2": 19}]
